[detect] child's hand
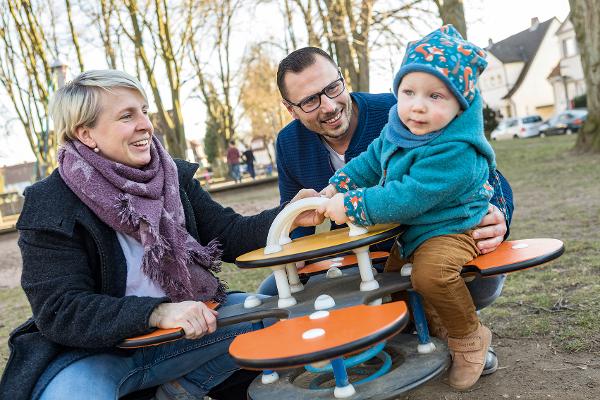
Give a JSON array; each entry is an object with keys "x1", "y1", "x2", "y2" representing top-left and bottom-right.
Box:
[
  {"x1": 318, "y1": 193, "x2": 348, "y2": 225},
  {"x1": 319, "y1": 184, "x2": 338, "y2": 198}
]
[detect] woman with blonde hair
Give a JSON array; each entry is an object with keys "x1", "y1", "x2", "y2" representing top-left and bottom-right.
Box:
[{"x1": 0, "y1": 70, "x2": 321, "y2": 400}]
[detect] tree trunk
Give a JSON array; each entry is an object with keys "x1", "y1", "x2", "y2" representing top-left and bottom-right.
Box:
[
  {"x1": 325, "y1": 0, "x2": 361, "y2": 91},
  {"x1": 65, "y1": 0, "x2": 85, "y2": 71},
  {"x1": 570, "y1": 0, "x2": 600, "y2": 153},
  {"x1": 292, "y1": 0, "x2": 319, "y2": 47},
  {"x1": 283, "y1": 0, "x2": 298, "y2": 51},
  {"x1": 123, "y1": 0, "x2": 186, "y2": 159},
  {"x1": 434, "y1": 0, "x2": 467, "y2": 39},
  {"x1": 99, "y1": 0, "x2": 117, "y2": 69},
  {"x1": 154, "y1": 0, "x2": 186, "y2": 158},
  {"x1": 353, "y1": 0, "x2": 373, "y2": 91}
]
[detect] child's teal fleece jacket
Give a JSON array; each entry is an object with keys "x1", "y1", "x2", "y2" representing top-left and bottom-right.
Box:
[{"x1": 330, "y1": 93, "x2": 496, "y2": 257}]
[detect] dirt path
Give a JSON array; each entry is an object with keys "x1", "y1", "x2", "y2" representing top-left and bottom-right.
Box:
[
  {"x1": 403, "y1": 338, "x2": 599, "y2": 399},
  {"x1": 0, "y1": 231, "x2": 20, "y2": 289}
]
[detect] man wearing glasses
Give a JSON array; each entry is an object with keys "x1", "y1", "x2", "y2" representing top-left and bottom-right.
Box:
[
  {"x1": 275, "y1": 47, "x2": 512, "y2": 250},
  {"x1": 266, "y1": 46, "x2": 514, "y2": 375}
]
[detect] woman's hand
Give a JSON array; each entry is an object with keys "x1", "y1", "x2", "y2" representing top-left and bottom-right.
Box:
[
  {"x1": 318, "y1": 193, "x2": 348, "y2": 225},
  {"x1": 319, "y1": 184, "x2": 338, "y2": 198},
  {"x1": 472, "y1": 204, "x2": 507, "y2": 254},
  {"x1": 290, "y1": 189, "x2": 325, "y2": 230},
  {"x1": 149, "y1": 301, "x2": 218, "y2": 340}
]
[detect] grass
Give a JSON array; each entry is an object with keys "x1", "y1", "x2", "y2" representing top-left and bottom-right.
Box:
[
  {"x1": 480, "y1": 135, "x2": 600, "y2": 354},
  {"x1": 0, "y1": 287, "x2": 29, "y2": 371},
  {"x1": 1, "y1": 134, "x2": 599, "y2": 377}
]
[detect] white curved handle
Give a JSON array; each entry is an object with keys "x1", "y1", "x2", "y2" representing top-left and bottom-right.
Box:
[{"x1": 264, "y1": 197, "x2": 368, "y2": 255}]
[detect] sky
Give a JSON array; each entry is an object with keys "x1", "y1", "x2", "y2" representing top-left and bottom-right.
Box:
[
  {"x1": 467, "y1": 0, "x2": 570, "y2": 47},
  {"x1": 0, "y1": 0, "x2": 571, "y2": 167}
]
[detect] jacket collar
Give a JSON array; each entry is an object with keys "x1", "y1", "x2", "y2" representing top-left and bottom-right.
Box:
[{"x1": 17, "y1": 159, "x2": 200, "y2": 237}]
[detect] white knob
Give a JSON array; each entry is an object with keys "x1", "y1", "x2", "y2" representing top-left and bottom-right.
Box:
[
  {"x1": 400, "y1": 263, "x2": 413, "y2": 277},
  {"x1": 326, "y1": 267, "x2": 343, "y2": 279},
  {"x1": 302, "y1": 328, "x2": 325, "y2": 339},
  {"x1": 243, "y1": 295, "x2": 262, "y2": 309},
  {"x1": 314, "y1": 294, "x2": 336, "y2": 310},
  {"x1": 261, "y1": 371, "x2": 279, "y2": 384}
]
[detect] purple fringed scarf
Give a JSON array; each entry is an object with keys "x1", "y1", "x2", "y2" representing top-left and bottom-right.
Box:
[{"x1": 58, "y1": 136, "x2": 226, "y2": 303}]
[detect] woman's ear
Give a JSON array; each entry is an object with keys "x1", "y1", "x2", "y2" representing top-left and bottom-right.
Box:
[{"x1": 74, "y1": 126, "x2": 96, "y2": 149}]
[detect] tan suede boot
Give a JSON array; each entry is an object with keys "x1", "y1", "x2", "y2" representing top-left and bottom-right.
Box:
[{"x1": 447, "y1": 323, "x2": 492, "y2": 390}]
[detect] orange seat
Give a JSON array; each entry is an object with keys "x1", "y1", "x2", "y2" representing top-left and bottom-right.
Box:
[
  {"x1": 462, "y1": 238, "x2": 564, "y2": 276},
  {"x1": 229, "y1": 301, "x2": 409, "y2": 370},
  {"x1": 118, "y1": 301, "x2": 219, "y2": 349},
  {"x1": 299, "y1": 251, "x2": 390, "y2": 276}
]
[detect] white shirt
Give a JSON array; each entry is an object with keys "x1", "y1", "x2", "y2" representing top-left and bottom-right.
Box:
[
  {"x1": 116, "y1": 232, "x2": 166, "y2": 298},
  {"x1": 321, "y1": 138, "x2": 346, "y2": 171}
]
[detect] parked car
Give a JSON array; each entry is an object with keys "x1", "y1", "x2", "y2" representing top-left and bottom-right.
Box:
[
  {"x1": 538, "y1": 109, "x2": 588, "y2": 137},
  {"x1": 490, "y1": 115, "x2": 544, "y2": 140}
]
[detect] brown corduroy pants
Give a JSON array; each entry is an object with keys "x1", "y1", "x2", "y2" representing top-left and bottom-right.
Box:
[{"x1": 385, "y1": 233, "x2": 480, "y2": 338}]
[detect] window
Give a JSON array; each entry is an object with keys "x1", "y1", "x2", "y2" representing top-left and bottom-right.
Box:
[
  {"x1": 522, "y1": 116, "x2": 542, "y2": 123},
  {"x1": 560, "y1": 113, "x2": 572, "y2": 122},
  {"x1": 562, "y1": 37, "x2": 577, "y2": 57}
]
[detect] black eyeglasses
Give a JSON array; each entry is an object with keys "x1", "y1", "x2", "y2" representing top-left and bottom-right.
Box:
[{"x1": 284, "y1": 73, "x2": 345, "y2": 113}]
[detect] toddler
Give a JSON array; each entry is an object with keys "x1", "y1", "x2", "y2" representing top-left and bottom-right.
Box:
[{"x1": 319, "y1": 25, "x2": 495, "y2": 390}]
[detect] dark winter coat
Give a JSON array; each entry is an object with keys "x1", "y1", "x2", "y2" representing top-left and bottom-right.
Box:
[{"x1": 0, "y1": 159, "x2": 282, "y2": 400}]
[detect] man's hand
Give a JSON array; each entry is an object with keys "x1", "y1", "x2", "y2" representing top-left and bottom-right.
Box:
[
  {"x1": 319, "y1": 184, "x2": 338, "y2": 198},
  {"x1": 318, "y1": 193, "x2": 348, "y2": 225},
  {"x1": 472, "y1": 204, "x2": 507, "y2": 254},
  {"x1": 290, "y1": 189, "x2": 325, "y2": 230},
  {"x1": 149, "y1": 301, "x2": 218, "y2": 340}
]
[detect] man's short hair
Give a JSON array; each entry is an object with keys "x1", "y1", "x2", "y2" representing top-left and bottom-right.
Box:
[{"x1": 277, "y1": 47, "x2": 338, "y2": 99}]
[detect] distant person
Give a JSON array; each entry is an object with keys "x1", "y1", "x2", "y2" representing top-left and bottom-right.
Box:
[
  {"x1": 319, "y1": 25, "x2": 495, "y2": 390},
  {"x1": 0, "y1": 69, "x2": 322, "y2": 400},
  {"x1": 242, "y1": 146, "x2": 256, "y2": 179},
  {"x1": 226, "y1": 141, "x2": 242, "y2": 183},
  {"x1": 202, "y1": 166, "x2": 213, "y2": 188}
]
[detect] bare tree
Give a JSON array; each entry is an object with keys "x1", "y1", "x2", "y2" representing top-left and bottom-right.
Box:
[
  {"x1": 0, "y1": 0, "x2": 57, "y2": 178},
  {"x1": 82, "y1": 0, "x2": 119, "y2": 69},
  {"x1": 65, "y1": 0, "x2": 85, "y2": 71},
  {"x1": 282, "y1": 0, "x2": 299, "y2": 51},
  {"x1": 569, "y1": 0, "x2": 600, "y2": 153},
  {"x1": 120, "y1": 0, "x2": 189, "y2": 158},
  {"x1": 278, "y1": 0, "x2": 431, "y2": 92},
  {"x1": 433, "y1": 0, "x2": 466, "y2": 38},
  {"x1": 240, "y1": 44, "x2": 291, "y2": 163},
  {"x1": 189, "y1": 0, "x2": 243, "y2": 160}
]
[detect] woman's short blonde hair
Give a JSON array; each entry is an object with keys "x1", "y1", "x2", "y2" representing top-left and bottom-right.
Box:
[{"x1": 50, "y1": 70, "x2": 148, "y2": 144}]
